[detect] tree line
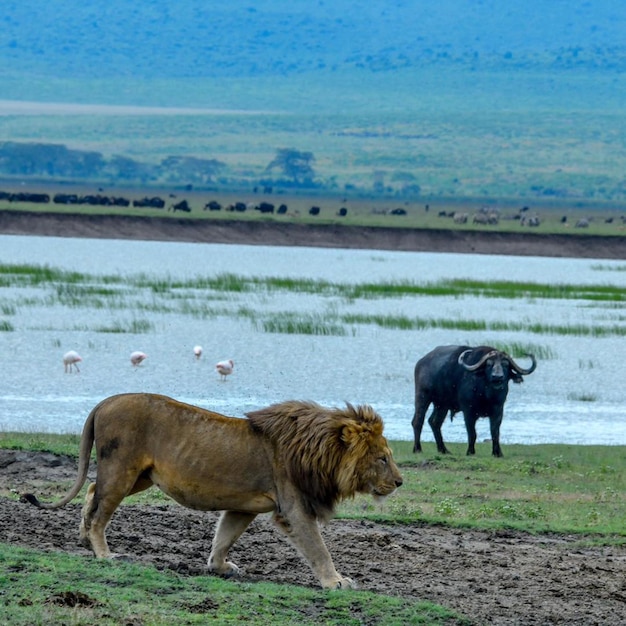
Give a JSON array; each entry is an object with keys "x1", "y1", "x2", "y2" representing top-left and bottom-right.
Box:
[{"x1": 0, "y1": 142, "x2": 322, "y2": 190}]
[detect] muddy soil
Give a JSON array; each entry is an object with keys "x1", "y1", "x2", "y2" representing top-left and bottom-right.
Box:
[{"x1": 1, "y1": 450, "x2": 624, "y2": 625}]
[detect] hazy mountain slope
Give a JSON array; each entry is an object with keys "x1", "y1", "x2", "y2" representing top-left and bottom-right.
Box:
[
  {"x1": 1, "y1": 1, "x2": 625, "y2": 202},
  {"x1": 3, "y1": 0, "x2": 625, "y2": 82}
]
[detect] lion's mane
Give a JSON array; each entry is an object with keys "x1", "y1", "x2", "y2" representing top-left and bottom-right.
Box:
[{"x1": 246, "y1": 400, "x2": 385, "y2": 521}]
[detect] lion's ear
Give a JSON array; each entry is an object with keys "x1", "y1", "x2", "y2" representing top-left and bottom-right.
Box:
[
  {"x1": 340, "y1": 423, "x2": 358, "y2": 446},
  {"x1": 340, "y1": 422, "x2": 372, "y2": 446}
]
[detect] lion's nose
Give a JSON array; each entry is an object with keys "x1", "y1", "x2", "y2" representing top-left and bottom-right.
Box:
[{"x1": 395, "y1": 477, "x2": 403, "y2": 488}]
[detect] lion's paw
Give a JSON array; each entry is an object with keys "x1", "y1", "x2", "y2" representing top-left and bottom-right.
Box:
[
  {"x1": 208, "y1": 560, "x2": 241, "y2": 578},
  {"x1": 110, "y1": 553, "x2": 135, "y2": 563},
  {"x1": 327, "y1": 576, "x2": 357, "y2": 590}
]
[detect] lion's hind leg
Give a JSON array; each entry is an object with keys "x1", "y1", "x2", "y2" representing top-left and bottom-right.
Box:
[
  {"x1": 79, "y1": 482, "x2": 112, "y2": 557},
  {"x1": 79, "y1": 482, "x2": 96, "y2": 549},
  {"x1": 80, "y1": 471, "x2": 152, "y2": 559},
  {"x1": 208, "y1": 511, "x2": 257, "y2": 577}
]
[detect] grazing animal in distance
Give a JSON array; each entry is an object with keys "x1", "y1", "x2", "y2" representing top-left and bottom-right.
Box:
[
  {"x1": 193, "y1": 345, "x2": 203, "y2": 360},
  {"x1": 130, "y1": 351, "x2": 147, "y2": 367},
  {"x1": 20, "y1": 394, "x2": 402, "y2": 589},
  {"x1": 63, "y1": 350, "x2": 82, "y2": 373},
  {"x1": 411, "y1": 345, "x2": 537, "y2": 457},
  {"x1": 216, "y1": 359, "x2": 234, "y2": 381}
]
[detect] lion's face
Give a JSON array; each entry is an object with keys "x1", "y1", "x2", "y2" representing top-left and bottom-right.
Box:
[{"x1": 340, "y1": 434, "x2": 403, "y2": 500}]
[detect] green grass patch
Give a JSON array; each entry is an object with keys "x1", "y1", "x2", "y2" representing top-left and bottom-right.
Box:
[
  {"x1": 94, "y1": 319, "x2": 154, "y2": 333},
  {"x1": 567, "y1": 392, "x2": 598, "y2": 402},
  {"x1": 254, "y1": 313, "x2": 347, "y2": 336},
  {"x1": 338, "y1": 442, "x2": 626, "y2": 537},
  {"x1": 0, "y1": 544, "x2": 464, "y2": 626}
]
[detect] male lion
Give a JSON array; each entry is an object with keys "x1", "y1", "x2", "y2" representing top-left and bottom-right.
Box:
[{"x1": 22, "y1": 393, "x2": 402, "y2": 589}]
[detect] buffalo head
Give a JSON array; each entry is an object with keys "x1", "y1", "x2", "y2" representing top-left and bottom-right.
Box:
[{"x1": 458, "y1": 348, "x2": 537, "y2": 389}]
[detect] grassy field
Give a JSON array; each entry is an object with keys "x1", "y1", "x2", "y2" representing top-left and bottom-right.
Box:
[
  {"x1": 2, "y1": 67, "x2": 626, "y2": 206},
  {"x1": 0, "y1": 433, "x2": 623, "y2": 624}
]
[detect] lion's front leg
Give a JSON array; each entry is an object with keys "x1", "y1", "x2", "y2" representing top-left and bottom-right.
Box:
[
  {"x1": 208, "y1": 511, "x2": 257, "y2": 577},
  {"x1": 273, "y1": 510, "x2": 357, "y2": 590}
]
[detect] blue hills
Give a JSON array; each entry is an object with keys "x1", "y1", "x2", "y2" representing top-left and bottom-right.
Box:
[{"x1": 3, "y1": 1, "x2": 625, "y2": 83}]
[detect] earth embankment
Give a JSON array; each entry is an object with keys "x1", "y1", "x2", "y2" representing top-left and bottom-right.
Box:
[{"x1": 0, "y1": 209, "x2": 624, "y2": 259}]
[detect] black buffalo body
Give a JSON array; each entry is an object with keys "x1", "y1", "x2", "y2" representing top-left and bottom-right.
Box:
[{"x1": 411, "y1": 345, "x2": 536, "y2": 457}]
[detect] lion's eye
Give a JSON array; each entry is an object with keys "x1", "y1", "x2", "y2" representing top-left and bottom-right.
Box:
[{"x1": 379, "y1": 456, "x2": 388, "y2": 465}]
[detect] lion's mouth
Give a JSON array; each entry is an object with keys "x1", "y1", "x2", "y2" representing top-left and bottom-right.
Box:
[{"x1": 372, "y1": 486, "x2": 397, "y2": 499}]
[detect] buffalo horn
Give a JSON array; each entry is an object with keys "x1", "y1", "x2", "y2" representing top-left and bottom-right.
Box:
[
  {"x1": 508, "y1": 353, "x2": 537, "y2": 375},
  {"x1": 458, "y1": 349, "x2": 498, "y2": 371}
]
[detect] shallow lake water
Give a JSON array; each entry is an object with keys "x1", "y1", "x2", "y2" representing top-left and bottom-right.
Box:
[{"x1": 1, "y1": 234, "x2": 625, "y2": 447}]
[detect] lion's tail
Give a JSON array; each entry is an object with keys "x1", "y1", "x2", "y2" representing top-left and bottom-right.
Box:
[{"x1": 21, "y1": 401, "x2": 98, "y2": 509}]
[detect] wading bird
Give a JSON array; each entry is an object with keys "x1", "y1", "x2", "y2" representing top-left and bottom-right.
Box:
[
  {"x1": 216, "y1": 359, "x2": 234, "y2": 381},
  {"x1": 63, "y1": 350, "x2": 82, "y2": 373},
  {"x1": 193, "y1": 345, "x2": 203, "y2": 360},
  {"x1": 130, "y1": 351, "x2": 147, "y2": 367}
]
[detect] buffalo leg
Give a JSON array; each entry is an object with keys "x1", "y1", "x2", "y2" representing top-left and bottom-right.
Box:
[
  {"x1": 490, "y1": 415, "x2": 503, "y2": 457},
  {"x1": 428, "y1": 406, "x2": 450, "y2": 454},
  {"x1": 208, "y1": 511, "x2": 257, "y2": 577},
  {"x1": 411, "y1": 398, "x2": 429, "y2": 452},
  {"x1": 464, "y1": 414, "x2": 478, "y2": 455}
]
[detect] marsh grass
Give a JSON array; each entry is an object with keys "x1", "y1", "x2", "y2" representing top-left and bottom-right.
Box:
[
  {"x1": 2, "y1": 265, "x2": 624, "y2": 302},
  {"x1": 340, "y1": 313, "x2": 625, "y2": 337},
  {"x1": 1, "y1": 263, "x2": 624, "y2": 337},
  {"x1": 493, "y1": 342, "x2": 557, "y2": 360},
  {"x1": 0, "y1": 319, "x2": 13, "y2": 331},
  {"x1": 568, "y1": 392, "x2": 598, "y2": 402},
  {"x1": 254, "y1": 313, "x2": 347, "y2": 336},
  {"x1": 94, "y1": 319, "x2": 153, "y2": 333}
]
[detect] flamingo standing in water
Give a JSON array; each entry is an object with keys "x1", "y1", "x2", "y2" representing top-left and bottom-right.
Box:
[
  {"x1": 63, "y1": 350, "x2": 82, "y2": 373},
  {"x1": 216, "y1": 359, "x2": 234, "y2": 381},
  {"x1": 130, "y1": 351, "x2": 147, "y2": 367},
  {"x1": 193, "y1": 345, "x2": 203, "y2": 360}
]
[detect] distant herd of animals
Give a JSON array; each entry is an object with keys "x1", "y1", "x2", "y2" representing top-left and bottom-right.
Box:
[
  {"x1": 0, "y1": 189, "x2": 349, "y2": 217},
  {"x1": 2, "y1": 188, "x2": 624, "y2": 227}
]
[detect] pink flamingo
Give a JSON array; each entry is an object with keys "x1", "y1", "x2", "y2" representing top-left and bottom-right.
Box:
[
  {"x1": 215, "y1": 359, "x2": 234, "y2": 381},
  {"x1": 130, "y1": 351, "x2": 147, "y2": 367},
  {"x1": 63, "y1": 350, "x2": 82, "y2": 373},
  {"x1": 193, "y1": 345, "x2": 203, "y2": 360}
]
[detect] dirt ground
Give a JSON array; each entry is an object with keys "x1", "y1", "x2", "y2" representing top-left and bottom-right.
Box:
[{"x1": 1, "y1": 450, "x2": 625, "y2": 625}]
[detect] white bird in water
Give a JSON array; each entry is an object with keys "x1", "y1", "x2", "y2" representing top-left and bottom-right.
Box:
[
  {"x1": 63, "y1": 350, "x2": 82, "y2": 373},
  {"x1": 130, "y1": 351, "x2": 148, "y2": 367},
  {"x1": 193, "y1": 345, "x2": 203, "y2": 360},
  {"x1": 216, "y1": 359, "x2": 234, "y2": 381}
]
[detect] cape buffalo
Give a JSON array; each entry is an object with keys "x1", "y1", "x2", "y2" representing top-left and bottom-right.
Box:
[{"x1": 411, "y1": 345, "x2": 537, "y2": 457}]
